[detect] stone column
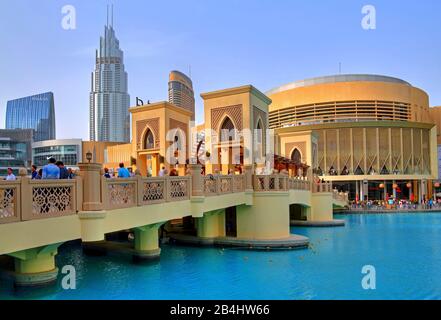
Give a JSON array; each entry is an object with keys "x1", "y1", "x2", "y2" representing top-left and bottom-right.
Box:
[
  {"x1": 10, "y1": 244, "x2": 62, "y2": 287},
  {"x1": 78, "y1": 163, "x2": 103, "y2": 211},
  {"x1": 133, "y1": 223, "x2": 163, "y2": 261},
  {"x1": 189, "y1": 164, "x2": 203, "y2": 197},
  {"x1": 77, "y1": 163, "x2": 106, "y2": 243},
  {"x1": 243, "y1": 165, "x2": 253, "y2": 191}
]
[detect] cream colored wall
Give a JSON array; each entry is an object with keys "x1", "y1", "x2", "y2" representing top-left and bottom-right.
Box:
[
  {"x1": 105, "y1": 143, "x2": 133, "y2": 169},
  {"x1": 82, "y1": 141, "x2": 123, "y2": 165}
]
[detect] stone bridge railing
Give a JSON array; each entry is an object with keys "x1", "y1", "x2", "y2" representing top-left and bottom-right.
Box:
[
  {"x1": 101, "y1": 176, "x2": 191, "y2": 210},
  {"x1": 1, "y1": 164, "x2": 334, "y2": 225},
  {"x1": 253, "y1": 175, "x2": 310, "y2": 192},
  {"x1": 312, "y1": 181, "x2": 333, "y2": 193},
  {"x1": 203, "y1": 175, "x2": 245, "y2": 196},
  {"x1": 0, "y1": 177, "x2": 82, "y2": 225}
]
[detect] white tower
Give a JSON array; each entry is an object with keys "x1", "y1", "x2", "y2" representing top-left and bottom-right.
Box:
[{"x1": 89, "y1": 5, "x2": 130, "y2": 142}]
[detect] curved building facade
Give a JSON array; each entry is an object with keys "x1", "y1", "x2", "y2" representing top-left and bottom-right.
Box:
[
  {"x1": 168, "y1": 70, "x2": 195, "y2": 120},
  {"x1": 268, "y1": 75, "x2": 438, "y2": 201}
]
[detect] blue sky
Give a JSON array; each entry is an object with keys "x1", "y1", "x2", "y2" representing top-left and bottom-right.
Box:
[{"x1": 0, "y1": 0, "x2": 440, "y2": 139}]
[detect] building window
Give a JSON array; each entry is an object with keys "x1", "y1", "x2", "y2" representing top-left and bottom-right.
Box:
[
  {"x1": 291, "y1": 148, "x2": 302, "y2": 164},
  {"x1": 220, "y1": 117, "x2": 236, "y2": 142},
  {"x1": 144, "y1": 130, "x2": 154, "y2": 149}
]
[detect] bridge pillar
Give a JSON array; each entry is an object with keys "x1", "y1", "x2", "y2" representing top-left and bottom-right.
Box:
[
  {"x1": 133, "y1": 223, "x2": 164, "y2": 261},
  {"x1": 8, "y1": 243, "x2": 62, "y2": 287},
  {"x1": 196, "y1": 210, "x2": 225, "y2": 239},
  {"x1": 237, "y1": 193, "x2": 290, "y2": 240},
  {"x1": 310, "y1": 192, "x2": 334, "y2": 221}
]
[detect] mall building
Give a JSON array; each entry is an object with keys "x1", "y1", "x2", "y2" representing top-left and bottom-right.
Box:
[{"x1": 267, "y1": 74, "x2": 438, "y2": 202}]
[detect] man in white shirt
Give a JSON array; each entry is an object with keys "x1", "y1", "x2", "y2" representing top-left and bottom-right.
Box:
[
  {"x1": 159, "y1": 166, "x2": 166, "y2": 177},
  {"x1": 5, "y1": 168, "x2": 16, "y2": 181}
]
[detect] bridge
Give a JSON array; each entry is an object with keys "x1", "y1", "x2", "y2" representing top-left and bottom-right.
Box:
[{"x1": 0, "y1": 163, "x2": 348, "y2": 287}]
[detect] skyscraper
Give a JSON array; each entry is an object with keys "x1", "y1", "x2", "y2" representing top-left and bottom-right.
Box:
[
  {"x1": 5, "y1": 92, "x2": 56, "y2": 142},
  {"x1": 89, "y1": 7, "x2": 130, "y2": 143},
  {"x1": 168, "y1": 70, "x2": 195, "y2": 120}
]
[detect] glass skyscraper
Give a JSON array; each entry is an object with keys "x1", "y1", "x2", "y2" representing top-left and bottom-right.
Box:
[
  {"x1": 168, "y1": 71, "x2": 195, "y2": 120},
  {"x1": 0, "y1": 129, "x2": 34, "y2": 175},
  {"x1": 5, "y1": 92, "x2": 56, "y2": 142},
  {"x1": 89, "y1": 12, "x2": 130, "y2": 143}
]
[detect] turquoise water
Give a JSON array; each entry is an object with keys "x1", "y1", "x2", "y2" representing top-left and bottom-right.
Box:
[{"x1": 2, "y1": 213, "x2": 441, "y2": 300}]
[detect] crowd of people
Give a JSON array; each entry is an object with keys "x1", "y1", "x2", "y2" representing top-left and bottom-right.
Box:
[
  {"x1": 102, "y1": 163, "x2": 246, "y2": 179},
  {"x1": 351, "y1": 198, "x2": 441, "y2": 211},
  {"x1": 3, "y1": 158, "x2": 75, "y2": 181}
]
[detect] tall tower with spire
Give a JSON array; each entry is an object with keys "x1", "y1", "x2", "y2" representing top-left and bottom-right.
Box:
[{"x1": 89, "y1": 5, "x2": 130, "y2": 143}]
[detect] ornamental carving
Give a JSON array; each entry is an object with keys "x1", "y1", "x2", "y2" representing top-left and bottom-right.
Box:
[
  {"x1": 32, "y1": 186, "x2": 73, "y2": 216},
  {"x1": 211, "y1": 104, "x2": 243, "y2": 132},
  {"x1": 137, "y1": 118, "x2": 160, "y2": 150}
]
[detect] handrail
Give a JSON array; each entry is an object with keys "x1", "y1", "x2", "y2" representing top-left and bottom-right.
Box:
[
  {"x1": 102, "y1": 176, "x2": 191, "y2": 210},
  {"x1": 254, "y1": 175, "x2": 310, "y2": 192},
  {"x1": 203, "y1": 175, "x2": 245, "y2": 196}
]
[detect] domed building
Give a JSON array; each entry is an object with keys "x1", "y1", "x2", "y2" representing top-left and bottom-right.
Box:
[{"x1": 267, "y1": 74, "x2": 438, "y2": 202}]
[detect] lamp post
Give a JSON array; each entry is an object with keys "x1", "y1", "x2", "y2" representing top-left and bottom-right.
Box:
[{"x1": 86, "y1": 151, "x2": 92, "y2": 163}]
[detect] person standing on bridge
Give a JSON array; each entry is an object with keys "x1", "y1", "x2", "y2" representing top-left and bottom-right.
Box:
[
  {"x1": 103, "y1": 168, "x2": 112, "y2": 178},
  {"x1": 117, "y1": 163, "x2": 131, "y2": 178},
  {"x1": 31, "y1": 165, "x2": 40, "y2": 179},
  {"x1": 56, "y1": 161, "x2": 69, "y2": 179},
  {"x1": 4, "y1": 168, "x2": 16, "y2": 181},
  {"x1": 42, "y1": 158, "x2": 60, "y2": 179},
  {"x1": 159, "y1": 166, "x2": 167, "y2": 177}
]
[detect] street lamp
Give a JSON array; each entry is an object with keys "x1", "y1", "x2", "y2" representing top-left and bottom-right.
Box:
[{"x1": 86, "y1": 151, "x2": 92, "y2": 163}]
